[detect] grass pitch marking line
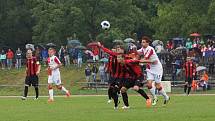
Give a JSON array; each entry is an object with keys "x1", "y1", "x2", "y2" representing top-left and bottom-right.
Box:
[{"x1": 0, "y1": 94, "x2": 215, "y2": 98}]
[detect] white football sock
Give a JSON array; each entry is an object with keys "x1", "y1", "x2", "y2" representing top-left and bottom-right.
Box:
[
  {"x1": 149, "y1": 87, "x2": 157, "y2": 99},
  {"x1": 49, "y1": 89, "x2": 54, "y2": 100},
  {"x1": 61, "y1": 86, "x2": 68, "y2": 93},
  {"x1": 159, "y1": 88, "x2": 169, "y2": 100}
]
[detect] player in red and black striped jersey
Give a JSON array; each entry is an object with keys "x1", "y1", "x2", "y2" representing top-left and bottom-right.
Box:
[
  {"x1": 21, "y1": 49, "x2": 41, "y2": 100},
  {"x1": 98, "y1": 42, "x2": 151, "y2": 109},
  {"x1": 183, "y1": 57, "x2": 196, "y2": 95}
]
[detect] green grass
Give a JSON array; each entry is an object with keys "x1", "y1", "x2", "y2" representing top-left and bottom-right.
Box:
[
  {"x1": 0, "y1": 65, "x2": 215, "y2": 96},
  {"x1": 0, "y1": 95, "x2": 215, "y2": 121}
]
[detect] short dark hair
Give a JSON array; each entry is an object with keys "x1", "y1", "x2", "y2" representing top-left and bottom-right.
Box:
[{"x1": 141, "y1": 36, "x2": 151, "y2": 43}]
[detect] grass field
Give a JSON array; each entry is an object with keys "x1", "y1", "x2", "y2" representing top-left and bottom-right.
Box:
[{"x1": 0, "y1": 95, "x2": 215, "y2": 121}]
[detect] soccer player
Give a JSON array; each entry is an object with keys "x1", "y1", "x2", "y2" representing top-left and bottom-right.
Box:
[
  {"x1": 183, "y1": 57, "x2": 196, "y2": 95},
  {"x1": 47, "y1": 48, "x2": 71, "y2": 102},
  {"x1": 21, "y1": 49, "x2": 41, "y2": 100},
  {"x1": 138, "y1": 36, "x2": 170, "y2": 105}
]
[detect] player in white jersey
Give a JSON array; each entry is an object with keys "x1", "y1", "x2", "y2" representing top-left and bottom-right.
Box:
[
  {"x1": 47, "y1": 48, "x2": 71, "y2": 102},
  {"x1": 138, "y1": 36, "x2": 169, "y2": 105}
]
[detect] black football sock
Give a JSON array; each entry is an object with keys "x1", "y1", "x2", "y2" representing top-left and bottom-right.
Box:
[
  {"x1": 184, "y1": 85, "x2": 187, "y2": 93},
  {"x1": 188, "y1": 86, "x2": 191, "y2": 95},
  {"x1": 108, "y1": 87, "x2": 112, "y2": 100},
  {"x1": 24, "y1": 86, "x2": 28, "y2": 97},
  {"x1": 35, "y1": 87, "x2": 39, "y2": 98},
  {"x1": 111, "y1": 87, "x2": 118, "y2": 107},
  {"x1": 122, "y1": 92, "x2": 129, "y2": 107},
  {"x1": 137, "y1": 89, "x2": 149, "y2": 100}
]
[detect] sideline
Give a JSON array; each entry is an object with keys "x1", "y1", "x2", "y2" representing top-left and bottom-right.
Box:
[{"x1": 0, "y1": 94, "x2": 215, "y2": 98}]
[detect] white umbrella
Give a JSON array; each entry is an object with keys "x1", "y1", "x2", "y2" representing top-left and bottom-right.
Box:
[
  {"x1": 124, "y1": 38, "x2": 135, "y2": 43},
  {"x1": 152, "y1": 40, "x2": 163, "y2": 46},
  {"x1": 25, "y1": 44, "x2": 35, "y2": 51},
  {"x1": 196, "y1": 66, "x2": 207, "y2": 72}
]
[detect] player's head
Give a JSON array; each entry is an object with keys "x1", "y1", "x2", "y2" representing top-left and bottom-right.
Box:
[
  {"x1": 48, "y1": 48, "x2": 56, "y2": 56},
  {"x1": 115, "y1": 45, "x2": 124, "y2": 54},
  {"x1": 141, "y1": 36, "x2": 151, "y2": 48},
  {"x1": 186, "y1": 56, "x2": 192, "y2": 61},
  {"x1": 26, "y1": 49, "x2": 33, "y2": 59}
]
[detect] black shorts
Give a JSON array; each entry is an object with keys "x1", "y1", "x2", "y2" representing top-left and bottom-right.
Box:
[
  {"x1": 185, "y1": 77, "x2": 193, "y2": 85},
  {"x1": 108, "y1": 76, "x2": 116, "y2": 84},
  {"x1": 25, "y1": 75, "x2": 39, "y2": 87},
  {"x1": 119, "y1": 78, "x2": 143, "y2": 89}
]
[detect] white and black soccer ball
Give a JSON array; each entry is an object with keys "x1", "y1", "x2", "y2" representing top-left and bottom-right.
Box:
[{"x1": 101, "y1": 20, "x2": 110, "y2": 30}]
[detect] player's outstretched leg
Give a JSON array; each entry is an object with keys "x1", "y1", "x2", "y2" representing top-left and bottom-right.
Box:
[
  {"x1": 133, "y1": 86, "x2": 151, "y2": 108},
  {"x1": 57, "y1": 85, "x2": 71, "y2": 97},
  {"x1": 156, "y1": 84, "x2": 169, "y2": 105}
]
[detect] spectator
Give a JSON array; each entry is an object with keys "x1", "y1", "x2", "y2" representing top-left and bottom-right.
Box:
[
  {"x1": 200, "y1": 71, "x2": 209, "y2": 91},
  {"x1": 201, "y1": 44, "x2": 207, "y2": 64},
  {"x1": 77, "y1": 50, "x2": 83, "y2": 68},
  {"x1": 186, "y1": 38, "x2": 193, "y2": 52},
  {"x1": 0, "y1": 50, "x2": 6, "y2": 69},
  {"x1": 166, "y1": 41, "x2": 173, "y2": 51},
  {"x1": 99, "y1": 63, "x2": 106, "y2": 83},
  {"x1": 155, "y1": 41, "x2": 164, "y2": 59},
  {"x1": 92, "y1": 64, "x2": 98, "y2": 82},
  {"x1": 85, "y1": 64, "x2": 92, "y2": 86},
  {"x1": 41, "y1": 48, "x2": 48, "y2": 66},
  {"x1": 6, "y1": 49, "x2": 14, "y2": 69},
  {"x1": 58, "y1": 46, "x2": 65, "y2": 66},
  {"x1": 35, "y1": 47, "x2": 41, "y2": 61},
  {"x1": 92, "y1": 46, "x2": 99, "y2": 62},
  {"x1": 64, "y1": 46, "x2": 70, "y2": 67},
  {"x1": 15, "y1": 48, "x2": 22, "y2": 69}
]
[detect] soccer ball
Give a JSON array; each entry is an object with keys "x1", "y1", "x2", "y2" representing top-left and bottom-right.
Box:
[{"x1": 101, "y1": 20, "x2": 110, "y2": 30}]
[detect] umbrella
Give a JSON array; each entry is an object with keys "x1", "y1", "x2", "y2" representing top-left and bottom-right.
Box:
[
  {"x1": 175, "y1": 46, "x2": 186, "y2": 50},
  {"x1": 46, "y1": 43, "x2": 56, "y2": 47},
  {"x1": 99, "y1": 58, "x2": 109, "y2": 63},
  {"x1": 152, "y1": 40, "x2": 163, "y2": 46},
  {"x1": 196, "y1": 66, "x2": 207, "y2": 72},
  {"x1": 113, "y1": 39, "x2": 124, "y2": 44},
  {"x1": 75, "y1": 45, "x2": 87, "y2": 50},
  {"x1": 190, "y1": 33, "x2": 201, "y2": 37},
  {"x1": 25, "y1": 44, "x2": 35, "y2": 51},
  {"x1": 173, "y1": 37, "x2": 184, "y2": 41},
  {"x1": 87, "y1": 42, "x2": 99, "y2": 47},
  {"x1": 124, "y1": 38, "x2": 135, "y2": 43},
  {"x1": 84, "y1": 50, "x2": 94, "y2": 56},
  {"x1": 68, "y1": 40, "x2": 80, "y2": 45},
  {"x1": 35, "y1": 44, "x2": 45, "y2": 49}
]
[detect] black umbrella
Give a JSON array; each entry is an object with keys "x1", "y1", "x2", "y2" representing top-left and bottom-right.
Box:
[
  {"x1": 75, "y1": 45, "x2": 87, "y2": 50},
  {"x1": 46, "y1": 43, "x2": 56, "y2": 47}
]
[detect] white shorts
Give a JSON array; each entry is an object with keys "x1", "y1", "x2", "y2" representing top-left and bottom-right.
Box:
[
  {"x1": 146, "y1": 71, "x2": 163, "y2": 83},
  {"x1": 93, "y1": 55, "x2": 99, "y2": 61},
  {"x1": 48, "y1": 71, "x2": 61, "y2": 85}
]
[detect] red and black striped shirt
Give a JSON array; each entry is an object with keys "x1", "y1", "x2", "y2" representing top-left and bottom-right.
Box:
[
  {"x1": 184, "y1": 60, "x2": 196, "y2": 78},
  {"x1": 26, "y1": 57, "x2": 39, "y2": 76}
]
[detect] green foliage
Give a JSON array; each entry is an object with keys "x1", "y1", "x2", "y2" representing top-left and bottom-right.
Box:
[{"x1": 0, "y1": 0, "x2": 214, "y2": 48}]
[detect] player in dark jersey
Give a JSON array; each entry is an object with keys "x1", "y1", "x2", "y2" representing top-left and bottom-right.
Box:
[
  {"x1": 21, "y1": 49, "x2": 41, "y2": 100},
  {"x1": 183, "y1": 57, "x2": 196, "y2": 95}
]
